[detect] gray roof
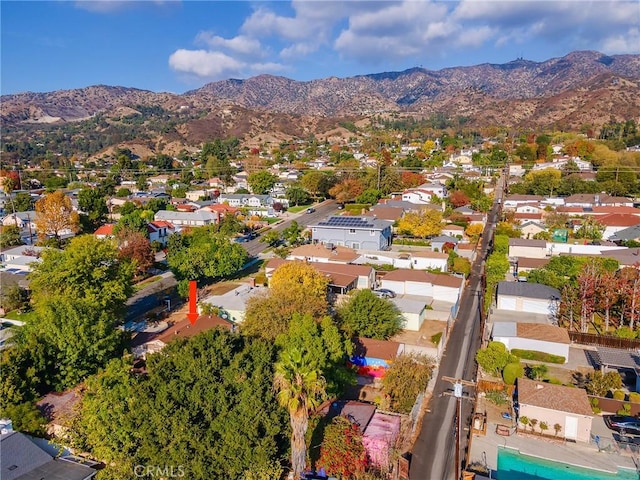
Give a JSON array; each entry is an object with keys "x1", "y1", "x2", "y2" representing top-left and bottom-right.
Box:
[
  {"x1": 592, "y1": 347, "x2": 640, "y2": 370},
  {"x1": 313, "y1": 216, "x2": 393, "y2": 231},
  {"x1": 1, "y1": 431, "x2": 96, "y2": 480},
  {"x1": 609, "y1": 224, "x2": 640, "y2": 241},
  {"x1": 430, "y1": 235, "x2": 459, "y2": 244},
  {"x1": 508, "y1": 238, "x2": 547, "y2": 247},
  {"x1": 496, "y1": 281, "x2": 561, "y2": 300},
  {"x1": 492, "y1": 322, "x2": 517, "y2": 337},
  {"x1": 154, "y1": 210, "x2": 218, "y2": 222}
]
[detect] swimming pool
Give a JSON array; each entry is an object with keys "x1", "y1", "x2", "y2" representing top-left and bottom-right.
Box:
[{"x1": 496, "y1": 447, "x2": 638, "y2": 479}]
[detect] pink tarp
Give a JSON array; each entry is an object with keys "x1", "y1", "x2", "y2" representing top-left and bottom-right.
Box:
[{"x1": 362, "y1": 412, "x2": 401, "y2": 468}]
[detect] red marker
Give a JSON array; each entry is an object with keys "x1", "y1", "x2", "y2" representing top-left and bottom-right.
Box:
[{"x1": 187, "y1": 280, "x2": 199, "y2": 325}]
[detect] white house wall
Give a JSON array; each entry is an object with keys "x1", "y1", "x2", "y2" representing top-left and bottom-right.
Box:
[
  {"x1": 497, "y1": 295, "x2": 517, "y2": 311},
  {"x1": 499, "y1": 337, "x2": 569, "y2": 363},
  {"x1": 519, "y1": 405, "x2": 592, "y2": 443},
  {"x1": 432, "y1": 285, "x2": 460, "y2": 303},
  {"x1": 381, "y1": 279, "x2": 407, "y2": 295}
]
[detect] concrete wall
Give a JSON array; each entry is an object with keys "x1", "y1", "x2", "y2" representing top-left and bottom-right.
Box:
[{"x1": 493, "y1": 337, "x2": 568, "y2": 363}]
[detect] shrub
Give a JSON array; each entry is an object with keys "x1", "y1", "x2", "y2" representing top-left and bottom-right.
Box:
[
  {"x1": 613, "y1": 390, "x2": 626, "y2": 401},
  {"x1": 617, "y1": 403, "x2": 632, "y2": 416},
  {"x1": 629, "y1": 392, "x2": 640, "y2": 404},
  {"x1": 476, "y1": 341, "x2": 509, "y2": 376},
  {"x1": 430, "y1": 332, "x2": 443, "y2": 345},
  {"x1": 510, "y1": 349, "x2": 565, "y2": 364},
  {"x1": 502, "y1": 362, "x2": 524, "y2": 385},
  {"x1": 485, "y1": 390, "x2": 508, "y2": 406},
  {"x1": 590, "y1": 397, "x2": 602, "y2": 414}
]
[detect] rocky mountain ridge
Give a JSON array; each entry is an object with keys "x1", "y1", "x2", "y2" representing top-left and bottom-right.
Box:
[{"x1": 1, "y1": 51, "x2": 639, "y2": 135}]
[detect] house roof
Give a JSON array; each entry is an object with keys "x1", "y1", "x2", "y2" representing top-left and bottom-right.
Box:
[
  {"x1": 610, "y1": 224, "x2": 640, "y2": 241},
  {"x1": 516, "y1": 257, "x2": 551, "y2": 269},
  {"x1": 430, "y1": 235, "x2": 460, "y2": 244},
  {"x1": 156, "y1": 314, "x2": 233, "y2": 344},
  {"x1": 313, "y1": 216, "x2": 393, "y2": 231},
  {"x1": 368, "y1": 205, "x2": 405, "y2": 221},
  {"x1": 289, "y1": 243, "x2": 360, "y2": 263},
  {"x1": 1, "y1": 431, "x2": 96, "y2": 480},
  {"x1": 508, "y1": 238, "x2": 547, "y2": 248},
  {"x1": 319, "y1": 400, "x2": 377, "y2": 432},
  {"x1": 517, "y1": 378, "x2": 593, "y2": 417},
  {"x1": 517, "y1": 323, "x2": 570, "y2": 344},
  {"x1": 353, "y1": 337, "x2": 402, "y2": 360},
  {"x1": 442, "y1": 224, "x2": 465, "y2": 232},
  {"x1": 513, "y1": 213, "x2": 543, "y2": 221},
  {"x1": 382, "y1": 269, "x2": 463, "y2": 288},
  {"x1": 154, "y1": 210, "x2": 218, "y2": 222},
  {"x1": 497, "y1": 281, "x2": 560, "y2": 300},
  {"x1": 595, "y1": 214, "x2": 640, "y2": 227},
  {"x1": 505, "y1": 194, "x2": 544, "y2": 202}
]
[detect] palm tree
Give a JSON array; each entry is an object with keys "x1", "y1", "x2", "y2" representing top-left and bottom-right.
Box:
[
  {"x1": 553, "y1": 423, "x2": 562, "y2": 437},
  {"x1": 274, "y1": 347, "x2": 326, "y2": 479}
]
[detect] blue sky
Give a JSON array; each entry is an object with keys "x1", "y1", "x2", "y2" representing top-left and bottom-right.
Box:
[{"x1": 2, "y1": 0, "x2": 639, "y2": 95}]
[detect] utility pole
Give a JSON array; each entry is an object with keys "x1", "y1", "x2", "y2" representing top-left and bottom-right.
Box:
[{"x1": 442, "y1": 377, "x2": 476, "y2": 480}]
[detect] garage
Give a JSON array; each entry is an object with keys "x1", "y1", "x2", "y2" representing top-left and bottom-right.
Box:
[
  {"x1": 497, "y1": 295, "x2": 517, "y2": 311},
  {"x1": 496, "y1": 281, "x2": 560, "y2": 317},
  {"x1": 522, "y1": 298, "x2": 551, "y2": 315}
]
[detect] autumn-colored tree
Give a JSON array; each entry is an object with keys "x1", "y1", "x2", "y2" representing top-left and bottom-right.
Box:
[
  {"x1": 449, "y1": 190, "x2": 471, "y2": 208},
  {"x1": 597, "y1": 271, "x2": 620, "y2": 332},
  {"x1": 242, "y1": 262, "x2": 329, "y2": 340},
  {"x1": 576, "y1": 260, "x2": 600, "y2": 332},
  {"x1": 465, "y1": 223, "x2": 484, "y2": 241},
  {"x1": 317, "y1": 416, "x2": 367, "y2": 479},
  {"x1": 35, "y1": 190, "x2": 79, "y2": 242},
  {"x1": 400, "y1": 171, "x2": 425, "y2": 189},
  {"x1": 397, "y1": 210, "x2": 443, "y2": 238},
  {"x1": 329, "y1": 179, "x2": 364, "y2": 203},
  {"x1": 620, "y1": 266, "x2": 640, "y2": 331},
  {"x1": 117, "y1": 229, "x2": 154, "y2": 279}
]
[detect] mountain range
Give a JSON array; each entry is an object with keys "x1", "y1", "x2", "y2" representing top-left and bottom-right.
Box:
[{"x1": 2, "y1": 50, "x2": 639, "y2": 149}]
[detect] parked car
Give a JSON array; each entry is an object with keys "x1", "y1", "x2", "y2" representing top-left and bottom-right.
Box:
[
  {"x1": 603, "y1": 415, "x2": 640, "y2": 435},
  {"x1": 372, "y1": 288, "x2": 396, "y2": 298},
  {"x1": 306, "y1": 208, "x2": 316, "y2": 214},
  {"x1": 336, "y1": 203, "x2": 345, "y2": 210}
]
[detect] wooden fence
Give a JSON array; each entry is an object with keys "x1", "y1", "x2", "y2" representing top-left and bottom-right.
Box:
[{"x1": 569, "y1": 331, "x2": 640, "y2": 350}]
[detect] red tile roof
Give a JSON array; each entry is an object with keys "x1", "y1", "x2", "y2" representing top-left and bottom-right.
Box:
[
  {"x1": 156, "y1": 314, "x2": 232, "y2": 344},
  {"x1": 94, "y1": 224, "x2": 115, "y2": 236}
]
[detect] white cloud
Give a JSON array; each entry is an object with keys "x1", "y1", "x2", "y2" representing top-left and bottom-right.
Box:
[
  {"x1": 168, "y1": 49, "x2": 245, "y2": 78},
  {"x1": 195, "y1": 32, "x2": 263, "y2": 57},
  {"x1": 602, "y1": 27, "x2": 640, "y2": 54}
]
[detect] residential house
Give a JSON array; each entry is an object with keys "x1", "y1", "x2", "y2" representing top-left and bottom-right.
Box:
[
  {"x1": 199, "y1": 203, "x2": 240, "y2": 219},
  {"x1": 596, "y1": 214, "x2": 640, "y2": 240},
  {"x1": 516, "y1": 378, "x2": 593, "y2": 443},
  {"x1": 609, "y1": 224, "x2": 640, "y2": 244},
  {"x1": 1, "y1": 429, "x2": 97, "y2": 480},
  {"x1": 1, "y1": 245, "x2": 47, "y2": 273},
  {"x1": 503, "y1": 194, "x2": 545, "y2": 210},
  {"x1": 94, "y1": 224, "x2": 115, "y2": 239},
  {"x1": 1, "y1": 211, "x2": 36, "y2": 231},
  {"x1": 218, "y1": 193, "x2": 274, "y2": 208},
  {"x1": 265, "y1": 258, "x2": 375, "y2": 291},
  {"x1": 518, "y1": 221, "x2": 547, "y2": 239},
  {"x1": 492, "y1": 322, "x2": 570, "y2": 363},
  {"x1": 399, "y1": 183, "x2": 447, "y2": 204},
  {"x1": 368, "y1": 205, "x2": 406, "y2": 223},
  {"x1": 408, "y1": 251, "x2": 449, "y2": 271},
  {"x1": 513, "y1": 257, "x2": 550, "y2": 274},
  {"x1": 513, "y1": 212, "x2": 543, "y2": 224},
  {"x1": 430, "y1": 235, "x2": 459, "y2": 253},
  {"x1": 132, "y1": 314, "x2": 234, "y2": 358},
  {"x1": 379, "y1": 269, "x2": 464, "y2": 303},
  {"x1": 564, "y1": 193, "x2": 633, "y2": 208},
  {"x1": 496, "y1": 281, "x2": 561, "y2": 317},
  {"x1": 288, "y1": 244, "x2": 360, "y2": 264},
  {"x1": 508, "y1": 238, "x2": 548, "y2": 259},
  {"x1": 310, "y1": 216, "x2": 393, "y2": 251},
  {"x1": 441, "y1": 224, "x2": 465, "y2": 238},
  {"x1": 147, "y1": 221, "x2": 175, "y2": 246},
  {"x1": 199, "y1": 284, "x2": 264, "y2": 324},
  {"x1": 353, "y1": 250, "x2": 448, "y2": 272},
  {"x1": 154, "y1": 210, "x2": 219, "y2": 227}
]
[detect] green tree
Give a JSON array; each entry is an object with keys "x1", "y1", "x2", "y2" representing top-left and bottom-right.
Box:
[
  {"x1": 301, "y1": 171, "x2": 332, "y2": 199},
  {"x1": 72, "y1": 331, "x2": 288, "y2": 479},
  {"x1": 12, "y1": 192, "x2": 33, "y2": 212},
  {"x1": 337, "y1": 289, "x2": 403, "y2": 340},
  {"x1": 286, "y1": 186, "x2": 311, "y2": 206},
  {"x1": 27, "y1": 235, "x2": 134, "y2": 388},
  {"x1": 260, "y1": 229, "x2": 282, "y2": 247},
  {"x1": 167, "y1": 228, "x2": 248, "y2": 291},
  {"x1": 274, "y1": 347, "x2": 326, "y2": 480},
  {"x1": 78, "y1": 188, "x2": 108, "y2": 233},
  {"x1": 585, "y1": 370, "x2": 623, "y2": 397},
  {"x1": 0, "y1": 224, "x2": 23, "y2": 248},
  {"x1": 502, "y1": 362, "x2": 524, "y2": 385},
  {"x1": 356, "y1": 188, "x2": 382, "y2": 205},
  {"x1": 248, "y1": 171, "x2": 277, "y2": 195},
  {"x1": 475, "y1": 341, "x2": 510, "y2": 376},
  {"x1": 382, "y1": 352, "x2": 434, "y2": 414},
  {"x1": 276, "y1": 314, "x2": 354, "y2": 397}
]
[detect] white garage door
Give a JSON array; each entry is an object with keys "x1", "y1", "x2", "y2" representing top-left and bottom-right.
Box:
[
  {"x1": 405, "y1": 281, "x2": 432, "y2": 297},
  {"x1": 522, "y1": 298, "x2": 548, "y2": 315},
  {"x1": 381, "y1": 280, "x2": 406, "y2": 295},
  {"x1": 498, "y1": 295, "x2": 517, "y2": 311},
  {"x1": 565, "y1": 416, "x2": 578, "y2": 440},
  {"x1": 433, "y1": 286, "x2": 459, "y2": 303}
]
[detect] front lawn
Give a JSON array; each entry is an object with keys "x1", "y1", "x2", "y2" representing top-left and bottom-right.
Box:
[
  {"x1": 3, "y1": 309, "x2": 38, "y2": 323},
  {"x1": 287, "y1": 205, "x2": 309, "y2": 213}
]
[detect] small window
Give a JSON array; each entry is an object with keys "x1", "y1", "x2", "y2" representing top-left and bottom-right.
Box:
[
  {"x1": 370, "y1": 230, "x2": 375, "y2": 236},
  {"x1": 349, "y1": 229, "x2": 356, "y2": 234}
]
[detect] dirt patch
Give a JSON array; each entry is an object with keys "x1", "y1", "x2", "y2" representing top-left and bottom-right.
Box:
[
  {"x1": 392, "y1": 320, "x2": 447, "y2": 347},
  {"x1": 203, "y1": 281, "x2": 240, "y2": 296}
]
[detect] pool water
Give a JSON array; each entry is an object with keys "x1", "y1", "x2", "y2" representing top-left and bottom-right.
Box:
[{"x1": 497, "y1": 447, "x2": 638, "y2": 480}]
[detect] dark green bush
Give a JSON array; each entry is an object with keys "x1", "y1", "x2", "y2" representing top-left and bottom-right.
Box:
[{"x1": 510, "y1": 349, "x2": 565, "y2": 364}]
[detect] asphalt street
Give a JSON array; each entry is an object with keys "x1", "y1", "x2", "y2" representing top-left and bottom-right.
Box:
[{"x1": 409, "y1": 174, "x2": 505, "y2": 480}]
